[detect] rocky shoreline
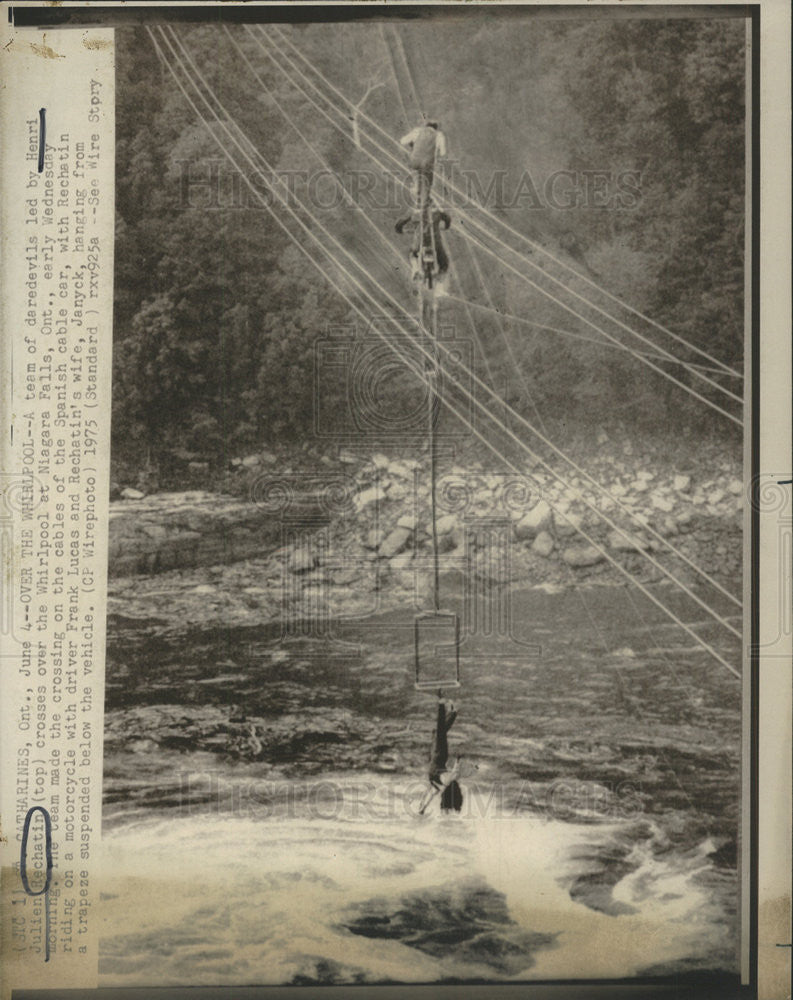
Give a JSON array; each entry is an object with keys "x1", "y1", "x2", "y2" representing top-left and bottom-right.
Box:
[{"x1": 108, "y1": 444, "x2": 743, "y2": 631}]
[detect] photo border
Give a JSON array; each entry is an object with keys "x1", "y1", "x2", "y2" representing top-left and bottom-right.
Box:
[{"x1": 4, "y1": 3, "x2": 788, "y2": 998}]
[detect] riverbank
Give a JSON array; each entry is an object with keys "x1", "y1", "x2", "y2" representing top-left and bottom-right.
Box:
[{"x1": 108, "y1": 437, "x2": 743, "y2": 632}]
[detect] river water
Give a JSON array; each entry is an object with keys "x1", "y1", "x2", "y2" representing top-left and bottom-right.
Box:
[{"x1": 99, "y1": 580, "x2": 741, "y2": 986}]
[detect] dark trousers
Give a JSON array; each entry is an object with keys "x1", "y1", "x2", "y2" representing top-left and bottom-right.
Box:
[
  {"x1": 429, "y1": 702, "x2": 457, "y2": 786},
  {"x1": 414, "y1": 167, "x2": 434, "y2": 209}
]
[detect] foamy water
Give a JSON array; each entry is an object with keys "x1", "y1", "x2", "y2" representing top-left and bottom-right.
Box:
[{"x1": 98, "y1": 775, "x2": 735, "y2": 986}]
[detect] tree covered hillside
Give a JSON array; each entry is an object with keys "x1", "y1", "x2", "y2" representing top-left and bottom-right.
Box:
[{"x1": 112, "y1": 15, "x2": 745, "y2": 477}]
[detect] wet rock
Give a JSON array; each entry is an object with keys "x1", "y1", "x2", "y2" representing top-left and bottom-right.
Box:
[
  {"x1": 532, "y1": 531, "x2": 555, "y2": 558},
  {"x1": 562, "y1": 545, "x2": 604, "y2": 568},
  {"x1": 514, "y1": 500, "x2": 553, "y2": 540},
  {"x1": 121, "y1": 487, "x2": 146, "y2": 500},
  {"x1": 379, "y1": 527, "x2": 412, "y2": 559},
  {"x1": 673, "y1": 475, "x2": 691, "y2": 492},
  {"x1": 342, "y1": 882, "x2": 557, "y2": 975}
]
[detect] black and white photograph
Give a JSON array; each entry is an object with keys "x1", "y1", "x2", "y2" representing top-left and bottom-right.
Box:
[
  {"x1": 4, "y1": 3, "x2": 765, "y2": 992},
  {"x1": 92, "y1": 7, "x2": 755, "y2": 989}
]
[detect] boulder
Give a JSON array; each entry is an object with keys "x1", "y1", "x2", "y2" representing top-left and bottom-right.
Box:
[
  {"x1": 288, "y1": 549, "x2": 318, "y2": 574},
  {"x1": 388, "y1": 460, "x2": 415, "y2": 481},
  {"x1": 121, "y1": 487, "x2": 145, "y2": 500},
  {"x1": 728, "y1": 478, "x2": 743, "y2": 496},
  {"x1": 514, "y1": 500, "x2": 553, "y2": 540},
  {"x1": 607, "y1": 529, "x2": 650, "y2": 552},
  {"x1": 629, "y1": 480, "x2": 649, "y2": 493},
  {"x1": 438, "y1": 531, "x2": 460, "y2": 554},
  {"x1": 707, "y1": 489, "x2": 725, "y2": 505},
  {"x1": 562, "y1": 545, "x2": 605, "y2": 568},
  {"x1": 364, "y1": 529, "x2": 380, "y2": 550},
  {"x1": 532, "y1": 531, "x2": 555, "y2": 558},
  {"x1": 555, "y1": 511, "x2": 583, "y2": 539},
  {"x1": 353, "y1": 486, "x2": 381, "y2": 511},
  {"x1": 397, "y1": 513, "x2": 416, "y2": 530},
  {"x1": 610, "y1": 483, "x2": 627, "y2": 498},
  {"x1": 435, "y1": 513, "x2": 457, "y2": 535},
  {"x1": 241, "y1": 454, "x2": 261, "y2": 468},
  {"x1": 338, "y1": 448, "x2": 359, "y2": 464},
  {"x1": 673, "y1": 475, "x2": 691, "y2": 492},
  {"x1": 379, "y1": 527, "x2": 412, "y2": 559},
  {"x1": 371, "y1": 453, "x2": 390, "y2": 470},
  {"x1": 651, "y1": 493, "x2": 675, "y2": 513}
]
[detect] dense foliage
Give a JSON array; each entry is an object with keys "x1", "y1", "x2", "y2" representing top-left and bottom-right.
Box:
[{"x1": 113, "y1": 15, "x2": 745, "y2": 476}]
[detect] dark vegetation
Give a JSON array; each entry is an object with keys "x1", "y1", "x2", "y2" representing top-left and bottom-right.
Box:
[{"x1": 113, "y1": 16, "x2": 745, "y2": 483}]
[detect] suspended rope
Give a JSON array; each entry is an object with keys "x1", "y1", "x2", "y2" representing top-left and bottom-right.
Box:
[
  {"x1": 252, "y1": 26, "x2": 743, "y2": 422},
  {"x1": 444, "y1": 292, "x2": 744, "y2": 376},
  {"x1": 268, "y1": 23, "x2": 743, "y2": 381},
  {"x1": 151, "y1": 27, "x2": 741, "y2": 678},
  {"x1": 188, "y1": 25, "x2": 743, "y2": 622},
  {"x1": 236, "y1": 29, "x2": 741, "y2": 604}
]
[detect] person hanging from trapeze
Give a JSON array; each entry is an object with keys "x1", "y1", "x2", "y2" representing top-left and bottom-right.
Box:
[
  {"x1": 418, "y1": 689, "x2": 464, "y2": 815},
  {"x1": 400, "y1": 118, "x2": 446, "y2": 209},
  {"x1": 395, "y1": 206, "x2": 451, "y2": 296}
]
